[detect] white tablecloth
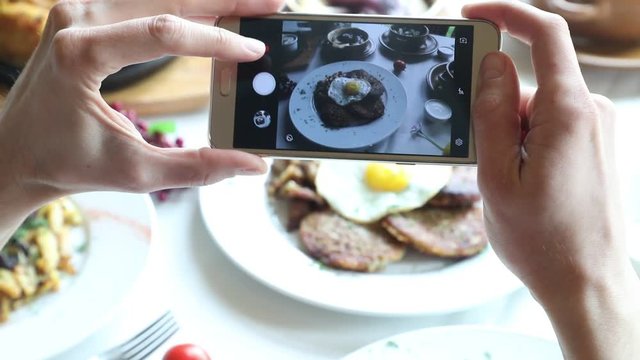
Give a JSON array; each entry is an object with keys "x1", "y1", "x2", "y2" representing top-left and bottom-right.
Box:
[{"x1": 51, "y1": 1, "x2": 640, "y2": 359}]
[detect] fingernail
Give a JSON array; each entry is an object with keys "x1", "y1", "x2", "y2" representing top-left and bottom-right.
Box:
[
  {"x1": 244, "y1": 38, "x2": 266, "y2": 56},
  {"x1": 481, "y1": 52, "x2": 506, "y2": 80}
]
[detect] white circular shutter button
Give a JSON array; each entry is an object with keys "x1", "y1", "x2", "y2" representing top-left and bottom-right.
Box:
[{"x1": 253, "y1": 72, "x2": 277, "y2": 96}]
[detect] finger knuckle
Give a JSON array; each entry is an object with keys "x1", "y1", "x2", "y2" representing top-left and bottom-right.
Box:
[
  {"x1": 591, "y1": 94, "x2": 616, "y2": 114},
  {"x1": 51, "y1": 29, "x2": 81, "y2": 72},
  {"x1": 545, "y1": 13, "x2": 570, "y2": 35},
  {"x1": 47, "y1": 1, "x2": 75, "y2": 32},
  {"x1": 52, "y1": 28, "x2": 105, "y2": 74},
  {"x1": 185, "y1": 149, "x2": 215, "y2": 187},
  {"x1": 148, "y1": 14, "x2": 185, "y2": 50},
  {"x1": 211, "y1": 28, "x2": 233, "y2": 50},
  {"x1": 119, "y1": 164, "x2": 153, "y2": 193}
]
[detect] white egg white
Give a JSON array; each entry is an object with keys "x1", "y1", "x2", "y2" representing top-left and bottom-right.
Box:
[
  {"x1": 328, "y1": 77, "x2": 372, "y2": 106},
  {"x1": 315, "y1": 161, "x2": 452, "y2": 223}
]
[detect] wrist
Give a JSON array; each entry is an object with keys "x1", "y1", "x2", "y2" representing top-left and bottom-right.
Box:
[{"x1": 535, "y1": 261, "x2": 640, "y2": 359}]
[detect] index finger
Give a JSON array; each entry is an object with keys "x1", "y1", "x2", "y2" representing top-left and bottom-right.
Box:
[
  {"x1": 462, "y1": 1, "x2": 588, "y2": 92},
  {"x1": 47, "y1": 0, "x2": 284, "y2": 29}
]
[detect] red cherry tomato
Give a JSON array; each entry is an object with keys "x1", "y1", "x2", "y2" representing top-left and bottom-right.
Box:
[{"x1": 163, "y1": 344, "x2": 211, "y2": 360}]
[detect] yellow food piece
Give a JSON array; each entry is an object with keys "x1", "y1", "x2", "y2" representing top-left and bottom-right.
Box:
[
  {"x1": 443, "y1": 143, "x2": 451, "y2": 156},
  {"x1": 0, "y1": 0, "x2": 54, "y2": 67},
  {"x1": 0, "y1": 269, "x2": 22, "y2": 299},
  {"x1": 364, "y1": 163, "x2": 410, "y2": 192},
  {"x1": 343, "y1": 80, "x2": 362, "y2": 96},
  {"x1": 35, "y1": 227, "x2": 60, "y2": 273}
]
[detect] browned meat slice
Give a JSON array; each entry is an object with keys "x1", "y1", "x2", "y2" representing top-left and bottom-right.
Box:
[
  {"x1": 286, "y1": 200, "x2": 318, "y2": 231},
  {"x1": 427, "y1": 167, "x2": 481, "y2": 208},
  {"x1": 278, "y1": 180, "x2": 325, "y2": 206},
  {"x1": 381, "y1": 207, "x2": 488, "y2": 258},
  {"x1": 300, "y1": 211, "x2": 405, "y2": 272},
  {"x1": 348, "y1": 98, "x2": 385, "y2": 120}
]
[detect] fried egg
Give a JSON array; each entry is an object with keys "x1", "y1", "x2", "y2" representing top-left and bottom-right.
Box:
[
  {"x1": 328, "y1": 77, "x2": 371, "y2": 106},
  {"x1": 315, "y1": 161, "x2": 452, "y2": 223}
]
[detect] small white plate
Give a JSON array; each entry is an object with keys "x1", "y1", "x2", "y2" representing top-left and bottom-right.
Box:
[
  {"x1": 289, "y1": 61, "x2": 407, "y2": 149},
  {"x1": 342, "y1": 325, "x2": 562, "y2": 359},
  {"x1": 0, "y1": 192, "x2": 156, "y2": 360},
  {"x1": 199, "y1": 169, "x2": 522, "y2": 316}
]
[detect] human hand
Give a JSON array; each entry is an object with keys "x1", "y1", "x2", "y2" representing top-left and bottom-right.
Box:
[
  {"x1": 465, "y1": 1, "x2": 640, "y2": 358},
  {"x1": 0, "y1": 0, "x2": 283, "y2": 200}
]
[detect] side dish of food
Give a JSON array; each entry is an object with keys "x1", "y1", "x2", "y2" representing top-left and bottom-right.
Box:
[
  {"x1": 0, "y1": 0, "x2": 55, "y2": 67},
  {"x1": 0, "y1": 198, "x2": 83, "y2": 322},
  {"x1": 267, "y1": 160, "x2": 487, "y2": 272}
]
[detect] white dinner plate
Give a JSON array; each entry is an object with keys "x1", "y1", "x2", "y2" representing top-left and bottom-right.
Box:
[
  {"x1": 617, "y1": 99, "x2": 640, "y2": 275},
  {"x1": 0, "y1": 192, "x2": 156, "y2": 360},
  {"x1": 289, "y1": 61, "x2": 407, "y2": 149},
  {"x1": 342, "y1": 325, "x2": 562, "y2": 359},
  {"x1": 199, "y1": 168, "x2": 522, "y2": 316}
]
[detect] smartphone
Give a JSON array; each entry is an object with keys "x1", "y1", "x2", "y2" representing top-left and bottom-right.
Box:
[{"x1": 210, "y1": 13, "x2": 501, "y2": 164}]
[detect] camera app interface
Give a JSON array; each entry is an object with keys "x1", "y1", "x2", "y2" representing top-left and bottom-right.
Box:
[{"x1": 233, "y1": 18, "x2": 474, "y2": 158}]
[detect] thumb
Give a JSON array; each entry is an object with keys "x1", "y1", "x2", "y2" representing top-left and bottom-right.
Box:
[
  {"x1": 472, "y1": 52, "x2": 522, "y2": 192},
  {"x1": 147, "y1": 147, "x2": 268, "y2": 190}
]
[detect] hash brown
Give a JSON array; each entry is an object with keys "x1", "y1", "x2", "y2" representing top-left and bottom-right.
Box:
[
  {"x1": 382, "y1": 207, "x2": 488, "y2": 258},
  {"x1": 299, "y1": 211, "x2": 405, "y2": 272},
  {"x1": 427, "y1": 166, "x2": 481, "y2": 208}
]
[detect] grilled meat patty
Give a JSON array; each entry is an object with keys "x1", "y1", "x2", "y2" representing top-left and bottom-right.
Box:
[{"x1": 313, "y1": 70, "x2": 385, "y2": 128}]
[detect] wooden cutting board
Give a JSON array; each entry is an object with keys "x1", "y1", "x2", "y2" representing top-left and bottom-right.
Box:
[
  {"x1": 0, "y1": 56, "x2": 211, "y2": 116},
  {"x1": 102, "y1": 56, "x2": 211, "y2": 115}
]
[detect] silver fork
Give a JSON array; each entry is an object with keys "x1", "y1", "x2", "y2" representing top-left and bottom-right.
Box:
[{"x1": 92, "y1": 311, "x2": 180, "y2": 360}]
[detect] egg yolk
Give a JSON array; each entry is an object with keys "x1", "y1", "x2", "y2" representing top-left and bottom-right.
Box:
[
  {"x1": 364, "y1": 163, "x2": 410, "y2": 192},
  {"x1": 344, "y1": 80, "x2": 361, "y2": 96}
]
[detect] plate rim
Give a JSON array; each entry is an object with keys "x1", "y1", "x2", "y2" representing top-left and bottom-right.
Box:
[
  {"x1": 379, "y1": 31, "x2": 439, "y2": 57},
  {"x1": 341, "y1": 324, "x2": 562, "y2": 359},
  {"x1": 0, "y1": 192, "x2": 157, "y2": 359}
]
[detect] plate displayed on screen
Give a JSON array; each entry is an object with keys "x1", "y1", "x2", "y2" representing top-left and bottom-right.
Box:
[{"x1": 288, "y1": 61, "x2": 407, "y2": 150}]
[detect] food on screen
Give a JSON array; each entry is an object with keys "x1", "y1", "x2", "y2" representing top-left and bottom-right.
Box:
[
  {"x1": 313, "y1": 69, "x2": 386, "y2": 128},
  {"x1": 0, "y1": 198, "x2": 83, "y2": 322},
  {"x1": 268, "y1": 160, "x2": 488, "y2": 272}
]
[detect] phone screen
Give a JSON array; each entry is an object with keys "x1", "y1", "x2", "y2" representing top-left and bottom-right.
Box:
[{"x1": 231, "y1": 18, "x2": 474, "y2": 158}]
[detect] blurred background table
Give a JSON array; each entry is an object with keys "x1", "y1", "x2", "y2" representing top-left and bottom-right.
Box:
[{"x1": 28, "y1": 0, "x2": 640, "y2": 358}]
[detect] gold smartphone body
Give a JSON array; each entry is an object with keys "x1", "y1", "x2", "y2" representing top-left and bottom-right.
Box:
[{"x1": 210, "y1": 13, "x2": 500, "y2": 164}]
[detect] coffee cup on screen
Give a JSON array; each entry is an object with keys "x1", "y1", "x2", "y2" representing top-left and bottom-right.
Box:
[{"x1": 533, "y1": 0, "x2": 640, "y2": 43}]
